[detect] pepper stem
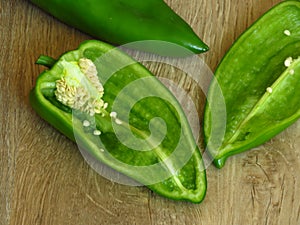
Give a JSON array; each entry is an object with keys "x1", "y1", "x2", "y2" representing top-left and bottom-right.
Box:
[{"x1": 36, "y1": 55, "x2": 57, "y2": 68}]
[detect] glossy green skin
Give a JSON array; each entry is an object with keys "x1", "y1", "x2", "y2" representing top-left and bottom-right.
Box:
[
  {"x1": 30, "y1": 0, "x2": 208, "y2": 55},
  {"x1": 30, "y1": 40, "x2": 206, "y2": 203},
  {"x1": 204, "y1": 0, "x2": 300, "y2": 168}
]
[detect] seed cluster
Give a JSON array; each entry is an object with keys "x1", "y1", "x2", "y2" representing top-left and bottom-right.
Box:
[
  {"x1": 79, "y1": 58, "x2": 104, "y2": 93},
  {"x1": 55, "y1": 58, "x2": 123, "y2": 140},
  {"x1": 55, "y1": 58, "x2": 107, "y2": 116}
]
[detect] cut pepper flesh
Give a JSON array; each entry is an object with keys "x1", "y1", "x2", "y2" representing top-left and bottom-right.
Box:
[
  {"x1": 30, "y1": 40, "x2": 207, "y2": 203},
  {"x1": 204, "y1": 1, "x2": 300, "y2": 168}
]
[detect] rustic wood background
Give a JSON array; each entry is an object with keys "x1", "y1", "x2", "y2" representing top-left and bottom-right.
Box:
[{"x1": 1, "y1": 0, "x2": 300, "y2": 224}]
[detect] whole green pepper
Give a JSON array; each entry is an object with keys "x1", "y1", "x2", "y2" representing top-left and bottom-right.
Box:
[
  {"x1": 30, "y1": 40, "x2": 207, "y2": 203},
  {"x1": 204, "y1": 0, "x2": 300, "y2": 168},
  {"x1": 30, "y1": 0, "x2": 208, "y2": 55}
]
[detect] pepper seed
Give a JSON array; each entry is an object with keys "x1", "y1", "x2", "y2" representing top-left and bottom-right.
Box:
[
  {"x1": 284, "y1": 29, "x2": 291, "y2": 36},
  {"x1": 115, "y1": 118, "x2": 123, "y2": 125},
  {"x1": 266, "y1": 87, "x2": 273, "y2": 93},
  {"x1": 110, "y1": 111, "x2": 117, "y2": 118},
  {"x1": 83, "y1": 120, "x2": 91, "y2": 127},
  {"x1": 284, "y1": 57, "x2": 293, "y2": 67},
  {"x1": 93, "y1": 130, "x2": 102, "y2": 136}
]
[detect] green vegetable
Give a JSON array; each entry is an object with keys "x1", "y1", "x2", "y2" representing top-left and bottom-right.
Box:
[
  {"x1": 204, "y1": 0, "x2": 300, "y2": 168},
  {"x1": 30, "y1": 40, "x2": 206, "y2": 203},
  {"x1": 30, "y1": 0, "x2": 208, "y2": 55}
]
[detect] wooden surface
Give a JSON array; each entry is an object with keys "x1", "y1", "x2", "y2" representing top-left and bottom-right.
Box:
[{"x1": 1, "y1": 0, "x2": 300, "y2": 224}]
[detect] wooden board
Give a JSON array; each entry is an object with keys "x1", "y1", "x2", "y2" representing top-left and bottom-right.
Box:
[{"x1": 1, "y1": 0, "x2": 300, "y2": 224}]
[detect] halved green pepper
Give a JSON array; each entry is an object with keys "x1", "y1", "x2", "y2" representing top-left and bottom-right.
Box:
[
  {"x1": 204, "y1": 0, "x2": 300, "y2": 168},
  {"x1": 30, "y1": 0, "x2": 208, "y2": 55},
  {"x1": 30, "y1": 40, "x2": 206, "y2": 203}
]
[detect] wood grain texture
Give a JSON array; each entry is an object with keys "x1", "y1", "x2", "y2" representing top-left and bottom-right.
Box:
[{"x1": 1, "y1": 0, "x2": 299, "y2": 224}]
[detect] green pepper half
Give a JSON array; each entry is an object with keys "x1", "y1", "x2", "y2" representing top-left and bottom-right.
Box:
[
  {"x1": 204, "y1": 0, "x2": 300, "y2": 168},
  {"x1": 30, "y1": 0, "x2": 208, "y2": 55},
  {"x1": 30, "y1": 40, "x2": 207, "y2": 203}
]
